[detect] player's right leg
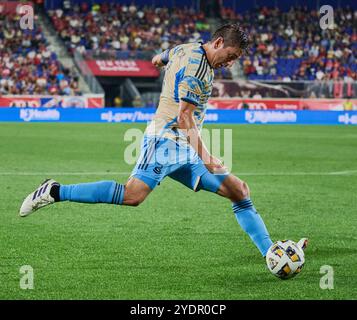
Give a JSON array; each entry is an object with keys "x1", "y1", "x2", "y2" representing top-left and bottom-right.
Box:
[
  {"x1": 19, "y1": 177, "x2": 152, "y2": 217},
  {"x1": 19, "y1": 135, "x2": 169, "y2": 217},
  {"x1": 19, "y1": 178, "x2": 59, "y2": 217}
]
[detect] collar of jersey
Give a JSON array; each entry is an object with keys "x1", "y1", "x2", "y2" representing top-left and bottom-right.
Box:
[{"x1": 198, "y1": 42, "x2": 213, "y2": 70}]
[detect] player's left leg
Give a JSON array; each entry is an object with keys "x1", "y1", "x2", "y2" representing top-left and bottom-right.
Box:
[{"x1": 201, "y1": 172, "x2": 308, "y2": 256}]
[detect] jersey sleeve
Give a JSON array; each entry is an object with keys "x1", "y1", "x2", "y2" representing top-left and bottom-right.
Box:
[
  {"x1": 160, "y1": 48, "x2": 171, "y2": 65},
  {"x1": 160, "y1": 45, "x2": 178, "y2": 65}
]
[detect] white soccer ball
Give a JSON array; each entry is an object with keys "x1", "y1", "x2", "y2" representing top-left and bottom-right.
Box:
[{"x1": 266, "y1": 240, "x2": 305, "y2": 279}]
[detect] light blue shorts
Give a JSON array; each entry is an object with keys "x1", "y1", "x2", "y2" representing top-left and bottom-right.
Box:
[{"x1": 130, "y1": 134, "x2": 229, "y2": 192}]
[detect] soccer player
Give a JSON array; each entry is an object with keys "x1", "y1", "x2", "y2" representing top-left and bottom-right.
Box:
[{"x1": 19, "y1": 24, "x2": 307, "y2": 258}]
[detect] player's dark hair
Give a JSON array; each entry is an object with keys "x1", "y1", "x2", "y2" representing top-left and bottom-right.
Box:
[{"x1": 211, "y1": 23, "x2": 250, "y2": 52}]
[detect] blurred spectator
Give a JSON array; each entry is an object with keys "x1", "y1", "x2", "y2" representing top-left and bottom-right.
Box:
[
  {"x1": 132, "y1": 95, "x2": 143, "y2": 107},
  {"x1": 113, "y1": 95, "x2": 123, "y2": 107},
  {"x1": 145, "y1": 99, "x2": 156, "y2": 108},
  {"x1": 343, "y1": 99, "x2": 353, "y2": 110},
  {"x1": 241, "y1": 101, "x2": 249, "y2": 109},
  {"x1": 63, "y1": 0, "x2": 71, "y2": 13}
]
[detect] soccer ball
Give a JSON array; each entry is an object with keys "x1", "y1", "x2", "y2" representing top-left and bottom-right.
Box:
[{"x1": 266, "y1": 240, "x2": 305, "y2": 279}]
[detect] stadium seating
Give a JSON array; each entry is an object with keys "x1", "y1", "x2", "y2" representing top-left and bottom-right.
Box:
[
  {"x1": 48, "y1": 3, "x2": 211, "y2": 55},
  {"x1": 1, "y1": 2, "x2": 355, "y2": 97},
  {"x1": 0, "y1": 13, "x2": 81, "y2": 95},
  {"x1": 48, "y1": 3, "x2": 356, "y2": 82},
  {"x1": 223, "y1": 6, "x2": 356, "y2": 81},
  {"x1": 48, "y1": 3, "x2": 232, "y2": 79}
]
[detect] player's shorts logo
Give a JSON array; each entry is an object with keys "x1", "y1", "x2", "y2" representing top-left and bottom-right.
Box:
[{"x1": 153, "y1": 165, "x2": 163, "y2": 174}]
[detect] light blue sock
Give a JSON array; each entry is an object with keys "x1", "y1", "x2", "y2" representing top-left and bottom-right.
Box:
[
  {"x1": 232, "y1": 199, "x2": 273, "y2": 257},
  {"x1": 59, "y1": 180, "x2": 125, "y2": 205}
]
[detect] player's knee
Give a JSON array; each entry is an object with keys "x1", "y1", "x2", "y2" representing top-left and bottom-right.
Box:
[
  {"x1": 232, "y1": 180, "x2": 250, "y2": 202},
  {"x1": 125, "y1": 198, "x2": 143, "y2": 207},
  {"x1": 123, "y1": 192, "x2": 147, "y2": 206},
  {"x1": 242, "y1": 181, "x2": 250, "y2": 199},
  {"x1": 219, "y1": 176, "x2": 250, "y2": 202},
  {"x1": 122, "y1": 177, "x2": 153, "y2": 207},
  {"x1": 123, "y1": 185, "x2": 148, "y2": 207}
]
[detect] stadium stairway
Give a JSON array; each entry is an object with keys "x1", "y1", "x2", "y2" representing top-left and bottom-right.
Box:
[{"x1": 36, "y1": 12, "x2": 91, "y2": 94}]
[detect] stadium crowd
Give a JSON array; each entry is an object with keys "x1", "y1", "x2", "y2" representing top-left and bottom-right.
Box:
[
  {"x1": 0, "y1": 14, "x2": 81, "y2": 95},
  {"x1": 48, "y1": 3, "x2": 356, "y2": 82},
  {"x1": 0, "y1": 2, "x2": 356, "y2": 98},
  {"x1": 221, "y1": 6, "x2": 357, "y2": 82},
  {"x1": 48, "y1": 2, "x2": 211, "y2": 57}
]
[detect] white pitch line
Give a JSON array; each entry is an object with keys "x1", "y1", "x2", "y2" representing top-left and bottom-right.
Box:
[
  {"x1": 0, "y1": 171, "x2": 356, "y2": 176},
  {"x1": 328, "y1": 170, "x2": 357, "y2": 175}
]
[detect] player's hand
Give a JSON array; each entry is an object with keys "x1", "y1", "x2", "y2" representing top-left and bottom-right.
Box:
[
  {"x1": 205, "y1": 156, "x2": 228, "y2": 174},
  {"x1": 151, "y1": 54, "x2": 165, "y2": 68}
]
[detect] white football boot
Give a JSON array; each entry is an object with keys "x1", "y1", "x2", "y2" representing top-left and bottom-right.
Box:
[
  {"x1": 297, "y1": 238, "x2": 309, "y2": 251},
  {"x1": 19, "y1": 179, "x2": 59, "y2": 217}
]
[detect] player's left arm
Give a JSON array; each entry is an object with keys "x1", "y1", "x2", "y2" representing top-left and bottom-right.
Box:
[
  {"x1": 151, "y1": 49, "x2": 171, "y2": 68},
  {"x1": 177, "y1": 100, "x2": 226, "y2": 174},
  {"x1": 177, "y1": 100, "x2": 210, "y2": 163}
]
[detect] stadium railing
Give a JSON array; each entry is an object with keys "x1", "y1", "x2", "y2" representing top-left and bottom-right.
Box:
[
  {"x1": 212, "y1": 80, "x2": 357, "y2": 99},
  {"x1": 74, "y1": 50, "x2": 105, "y2": 95}
]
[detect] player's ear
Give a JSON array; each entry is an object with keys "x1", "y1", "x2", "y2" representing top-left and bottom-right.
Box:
[{"x1": 213, "y1": 37, "x2": 224, "y2": 50}]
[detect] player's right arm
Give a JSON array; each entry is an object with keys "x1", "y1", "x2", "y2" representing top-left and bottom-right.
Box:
[{"x1": 177, "y1": 100, "x2": 226, "y2": 174}]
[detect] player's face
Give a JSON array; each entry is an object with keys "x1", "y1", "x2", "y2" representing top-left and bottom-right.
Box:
[{"x1": 211, "y1": 37, "x2": 243, "y2": 69}]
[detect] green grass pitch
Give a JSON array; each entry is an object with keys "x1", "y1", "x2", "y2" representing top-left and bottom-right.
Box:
[{"x1": 0, "y1": 123, "x2": 356, "y2": 299}]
